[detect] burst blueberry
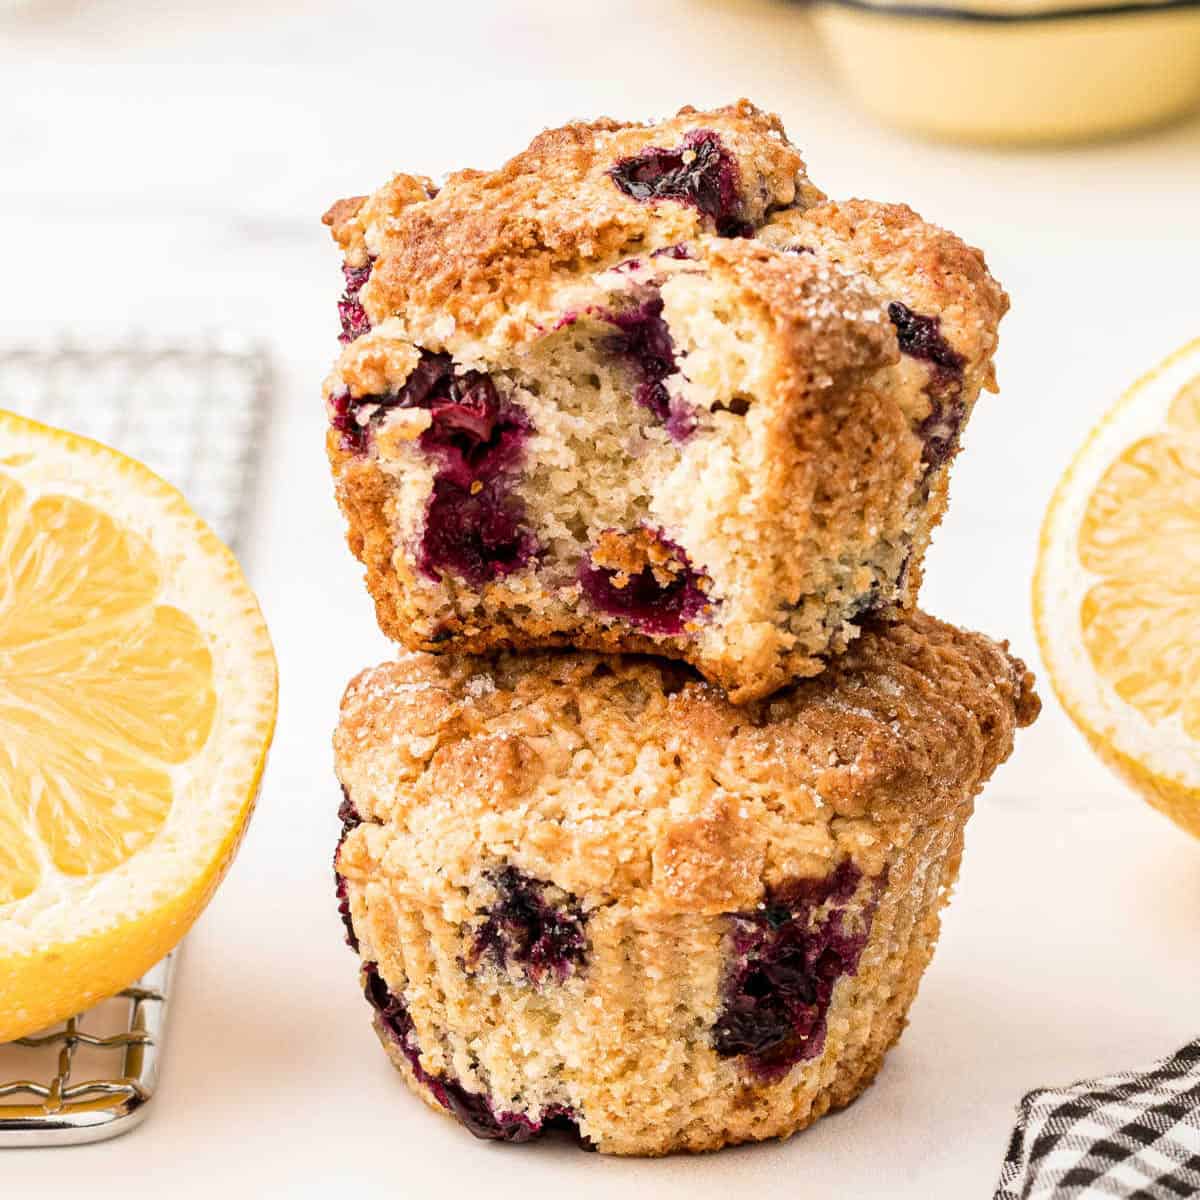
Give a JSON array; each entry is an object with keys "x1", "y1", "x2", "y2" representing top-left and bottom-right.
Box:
[
  {"x1": 713, "y1": 862, "x2": 880, "y2": 1079},
  {"x1": 609, "y1": 129, "x2": 750, "y2": 237},
  {"x1": 887, "y1": 301, "x2": 968, "y2": 468},
  {"x1": 414, "y1": 367, "x2": 531, "y2": 487},
  {"x1": 338, "y1": 260, "x2": 373, "y2": 344},
  {"x1": 327, "y1": 352, "x2": 540, "y2": 582},
  {"x1": 418, "y1": 478, "x2": 539, "y2": 587},
  {"x1": 329, "y1": 353, "x2": 529, "y2": 466},
  {"x1": 579, "y1": 529, "x2": 712, "y2": 636},
  {"x1": 334, "y1": 788, "x2": 363, "y2": 953},
  {"x1": 470, "y1": 867, "x2": 588, "y2": 984},
  {"x1": 327, "y1": 389, "x2": 367, "y2": 455},
  {"x1": 887, "y1": 301, "x2": 965, "y2": 375},
  {"x1": 361, "y1": 963, "x2": 590, "y2": 1146},
  {"x1": 599, "y1": 293, "x2": 694, "y2": 439},
  {"x1": 918, "y1": 397, "x2": 967, "y2": 469}
]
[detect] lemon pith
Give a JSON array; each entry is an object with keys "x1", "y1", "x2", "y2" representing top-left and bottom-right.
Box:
[
  {"x1": 0, "y1": 412, "x2": 277, "y2": 1041},
  {"x1": 1034, "y1": 340, "x2": 1200, "y2": 838}
]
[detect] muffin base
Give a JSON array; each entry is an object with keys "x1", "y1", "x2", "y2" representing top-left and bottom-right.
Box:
[{"x1": 348, "y1": 806, "x2": 967, "y2": 1156}]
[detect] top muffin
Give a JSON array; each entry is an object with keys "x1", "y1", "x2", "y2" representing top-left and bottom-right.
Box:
[{"x1": 322, "y1": 100, "x2": 1007, "y2": 702}]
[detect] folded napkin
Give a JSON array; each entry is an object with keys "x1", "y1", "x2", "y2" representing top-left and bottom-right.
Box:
[{"x1": 996, "y1": 1040, "x2": 1200, "y2": 1199}]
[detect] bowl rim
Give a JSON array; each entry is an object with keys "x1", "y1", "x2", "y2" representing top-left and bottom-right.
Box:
[{"x1": 811, "y1": 0, "x2": 1200, "y2": 23}]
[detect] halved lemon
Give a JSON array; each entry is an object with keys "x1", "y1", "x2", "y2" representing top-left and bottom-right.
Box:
[
  {"x1": 0, "y1": 412, "x2": 277, "y2": 1042},
  {"x1": 1034, "y1": 339, "x2": 1200, "y2": 837}
]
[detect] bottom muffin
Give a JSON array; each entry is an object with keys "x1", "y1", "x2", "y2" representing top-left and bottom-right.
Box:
[{"x1": 333, "y1": 611, "x2": 1039, "y2": 1155}]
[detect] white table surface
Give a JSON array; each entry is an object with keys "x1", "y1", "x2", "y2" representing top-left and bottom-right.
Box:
[{"x1": 2, "y1": 1, "x2": 1199, "y2": 1195}]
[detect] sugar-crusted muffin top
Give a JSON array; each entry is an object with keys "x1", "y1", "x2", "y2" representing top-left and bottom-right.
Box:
[
  {"x1": 334, "y1": 613, "x2": 1039, "y2": 918},
  {"x1": 321, "y1": 102, "x2": 1012, "y2": 705},
  {"x1": 323, "y1": 100, "x2": 819, "y2": 356},
  {"x1": 757, "y1": 197, "x2": 1008, "y2": 401},
  {"x1": 322, "y1": 98, "x2": 1006, "y2": 409}
]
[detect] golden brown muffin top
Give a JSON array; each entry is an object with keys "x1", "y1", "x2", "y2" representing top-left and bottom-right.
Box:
[
  {"x1": 323, "y1": 100, "x2": 817, "y2": 353},
  {"x1": 757, "y1": 198, "x2": 1009, "y2": 395},
  {"x1": 335, "y1": 612, "x2": 1038, "y2": 917},
  {"x1": 323, "y1": 99, "x2": 1005, "y2": 400}
]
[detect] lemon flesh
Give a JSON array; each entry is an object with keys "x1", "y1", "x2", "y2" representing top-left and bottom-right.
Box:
[
  {"x1": 1035, "y1": 341, "x2": 1200, "y2": 837},
  {"x1": 0, "y1": 412, "x2": 276, "y2": 1041}
]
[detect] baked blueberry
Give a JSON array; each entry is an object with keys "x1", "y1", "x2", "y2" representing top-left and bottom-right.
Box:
[
  {"x1": 469, "y1": 867, "x2": 588, "y2": 983},
  {"x1": 609, "y1": 129, "x2": 751, "y2": 237}
]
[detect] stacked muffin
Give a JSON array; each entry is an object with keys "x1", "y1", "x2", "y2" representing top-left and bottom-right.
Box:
[{"x1": 324, "y1": 101, "x2": 1039, "y2": 1155}]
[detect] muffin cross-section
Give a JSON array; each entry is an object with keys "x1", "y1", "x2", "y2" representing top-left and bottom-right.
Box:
[{"x1": 321, "y1": 100, "x2": 1008, "y2": 702}]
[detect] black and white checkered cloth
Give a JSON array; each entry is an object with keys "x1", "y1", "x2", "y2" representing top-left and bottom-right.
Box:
[{"x1": 996, "y1": 1040, "x2": 1200, "y2": 1199}]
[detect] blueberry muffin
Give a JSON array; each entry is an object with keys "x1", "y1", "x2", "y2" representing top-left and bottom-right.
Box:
[
  {"x1": 333, "y1": 611, "x2": 1038, "y2": 1155},
  {"x1": 322, "y1": 100, "x2": 1008, "y2": 703}
]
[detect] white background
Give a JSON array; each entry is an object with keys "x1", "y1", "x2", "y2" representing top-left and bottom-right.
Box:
[{"x1": 2, "y1": 1, "x2": 1199, "y2": 1195}]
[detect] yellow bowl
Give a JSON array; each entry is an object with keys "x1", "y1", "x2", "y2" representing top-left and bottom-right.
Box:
[{"x1": 813, "y1": 0, "x2": 1200, "y2": 143}]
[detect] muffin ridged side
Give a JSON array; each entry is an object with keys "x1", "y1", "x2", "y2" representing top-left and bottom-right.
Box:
[{"x1": 334, "y1": 612, "x2": 1038, "y2": 1154}]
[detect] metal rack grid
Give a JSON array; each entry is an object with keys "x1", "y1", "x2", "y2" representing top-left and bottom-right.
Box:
[
  {"x1": 0, "y1": 336, "x2": 270, "y2": 1146},
  {"x1": 0, "y1": 955, "x2": 176, "y2": 1147},
  {"x1": 0, "y1": 334, "x2": 269, "y2": 548}
]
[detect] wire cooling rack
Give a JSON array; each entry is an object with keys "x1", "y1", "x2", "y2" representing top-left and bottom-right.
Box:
[
  {"x1": 0, "y1": 956, "x2": 176, "y2": 1147},
  {"x1": 0, "y1": 335, "x2": 268, "y2": 546},
  {"x1": 0, "y1": 335, "x2": 270, "y2": 1146}
]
